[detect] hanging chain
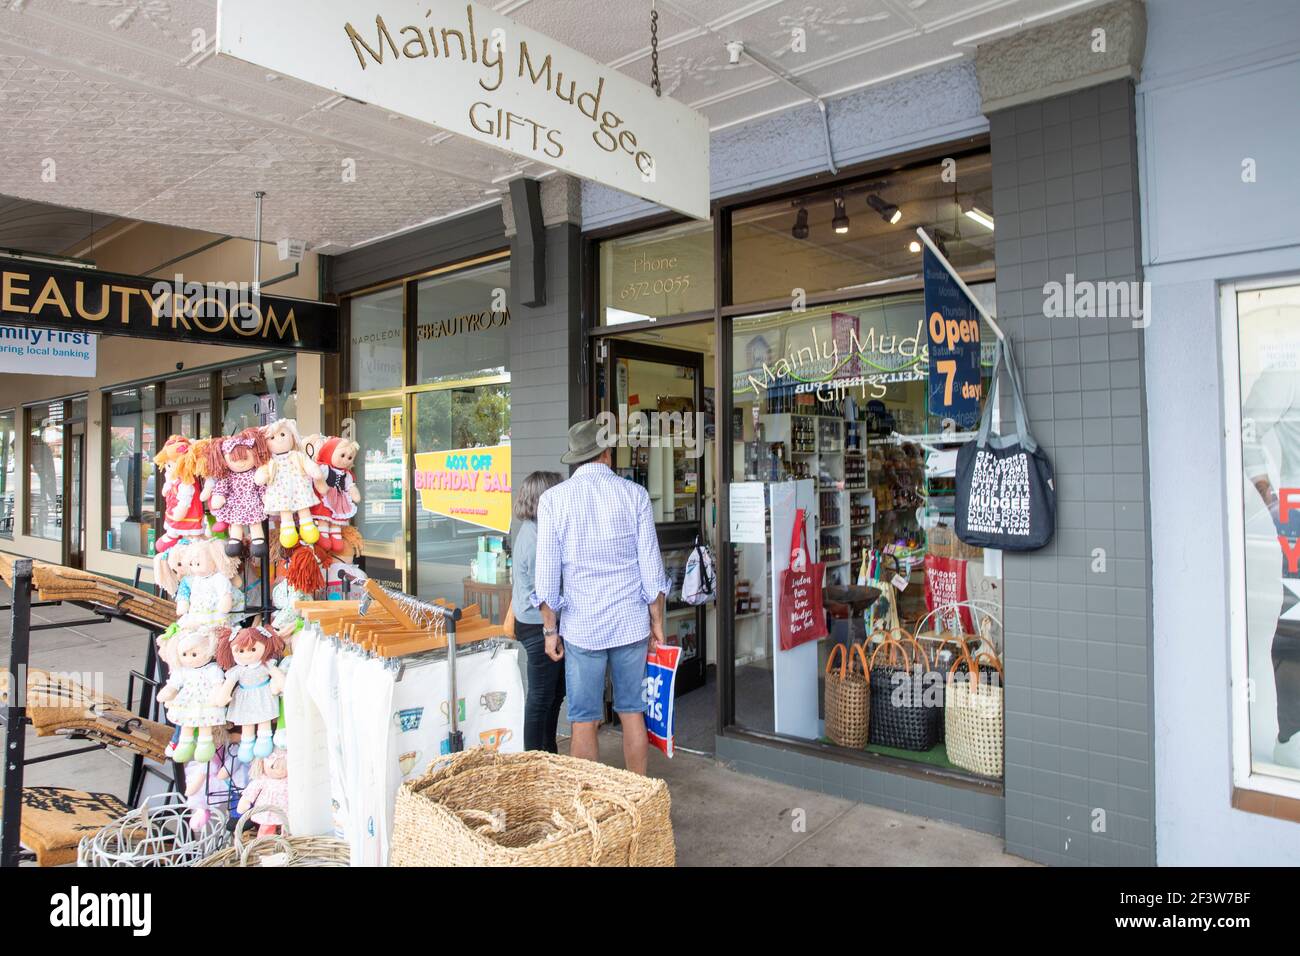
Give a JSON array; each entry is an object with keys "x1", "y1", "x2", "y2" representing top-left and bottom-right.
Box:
[{"x1": 650, "y1": 1, "x2": 661, "y2": 97}]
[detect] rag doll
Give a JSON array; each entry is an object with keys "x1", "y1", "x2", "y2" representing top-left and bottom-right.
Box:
[
  {"x1": 183, "y1": 741, "x2": 232, "y2": 830},
  {"x1": 309, "y1": 436, "x2": 361, "y2": 552},
  {"x1": 211, "y1": 625, "x2": 286, "y2": 762},
  {"x1": 153, "y1": 435, "x2": 206, "y2": 555},
  {"x1": 156, "y1": 624, "x2": 230, "y2": 764},
  {"x1": 204, "y1": 428, "x2": 272, "y2": 558},
  {"x1": 237, "y1": 748, "x2": 289, "y2": 837},
  {"x1": 155, "y1": 537, "x2": 195, "y2": 598},
  {"x1": 268, "y1": 578, "x2": 310, "y2": 749},
  {"x1": 255, "y1": 418, "x2": 322, "y2": 550},
  {"x1": 177, "y1": 539, "x2": 243, "y2": 629}
]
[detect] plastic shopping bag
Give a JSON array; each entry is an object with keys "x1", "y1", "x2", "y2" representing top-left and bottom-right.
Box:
[
  {"x1": 643, "y1": 643, "x2": 681, "y2": 758},
  {"x1": 681, "y1": 537, "x2": 716, "y2": 606}
]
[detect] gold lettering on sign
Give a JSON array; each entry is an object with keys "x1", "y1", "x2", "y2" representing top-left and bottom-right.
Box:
[
  {"x1": 33, "y1": 277, "x2": 71, "y2": 318},
  {"x1": 2, "y1": 272, "x2": 30, "y2": 313},
  {"x1": 75, "y1": 282, "x2": 110, "y2": 322}
]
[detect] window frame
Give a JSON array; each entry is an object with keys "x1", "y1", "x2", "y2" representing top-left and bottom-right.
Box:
[
  {"x1": 1221, "y1": 272, "x2": 1300, "y2": 801},
  {"x1": 0, "y1": 407, "x2": 15, "y2": 540}
]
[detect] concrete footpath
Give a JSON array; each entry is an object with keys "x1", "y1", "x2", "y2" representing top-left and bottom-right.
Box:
[{"x1": 2, "y1": 590, "x2": 1031, "y2": 867}]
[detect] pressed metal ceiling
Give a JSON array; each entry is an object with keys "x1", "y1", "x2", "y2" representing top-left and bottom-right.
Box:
[{"x1": 0, "y1": 0, "x2": 1109, "y2": 252}]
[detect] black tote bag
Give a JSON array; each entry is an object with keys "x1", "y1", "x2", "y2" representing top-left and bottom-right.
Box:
[{"x1": 954, "y1": 339, "x2": 1056, "y2": 551}]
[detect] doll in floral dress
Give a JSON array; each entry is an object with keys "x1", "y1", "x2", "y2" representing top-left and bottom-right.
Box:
[
  {"x1": 156, "y1": 625, "x2": 230, "y2": 763},
  {"x1": 255, "y1": 419, "x2": 322, "y2": 550},
  {"x1": 177, "y1": 539, "x2": 243, "y2": 629},
  {"x1": 237, "y1": 748, "x2": 289, "y2": 837},
  {"x1": 211, "y1": 625, "x2": 286, "y2": 762},
  {"x1": 203, "y1": 428, "x2": 272, "y2": 557}
]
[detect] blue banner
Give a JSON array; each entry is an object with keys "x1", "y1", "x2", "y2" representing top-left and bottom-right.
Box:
[{"x1": 923, "y1": 246, "x2": 983, "y2": 427}]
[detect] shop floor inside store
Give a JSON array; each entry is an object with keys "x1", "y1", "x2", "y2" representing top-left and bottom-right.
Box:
[{"x1": 0, "y1": 585, "x2": 1029, "y2": 867}]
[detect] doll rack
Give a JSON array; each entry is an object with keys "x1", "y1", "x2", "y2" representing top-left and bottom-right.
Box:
[
  {"x1": 295, "y1": 575, "x2": 507, "y2": 754},
  {"x1": 0, "y1": 557, "x2": 185, "y2": 868}
]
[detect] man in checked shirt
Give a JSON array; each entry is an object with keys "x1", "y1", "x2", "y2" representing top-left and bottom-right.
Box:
[{"x1": 532, "y1": 419, "x2": 670, "y2": 774}]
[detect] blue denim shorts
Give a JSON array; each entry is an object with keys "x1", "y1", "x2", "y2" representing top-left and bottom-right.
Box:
[{"x1": 563, "y1": 639, "x2": 648, "y2": 724}]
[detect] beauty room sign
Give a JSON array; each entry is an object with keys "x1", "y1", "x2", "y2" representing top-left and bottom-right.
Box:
[
  {"x1": 413, "y1": 444, "x2": 512, "y2": 533},
  {"x1": 217, "y1": 0, "x2": 710, "y2": 220}
]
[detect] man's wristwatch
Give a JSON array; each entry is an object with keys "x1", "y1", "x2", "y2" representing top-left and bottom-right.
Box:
[{"x1": 543, "y1": 627, "x2": 559, "y2": 637}]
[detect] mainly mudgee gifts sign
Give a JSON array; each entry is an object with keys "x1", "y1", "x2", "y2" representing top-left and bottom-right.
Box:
[
  {"x1": 217, "y1": 0, "x2": 710, "y2": 220},
  {"x1": 413, "y1": 444, "x2": 512, "y2": 533}
]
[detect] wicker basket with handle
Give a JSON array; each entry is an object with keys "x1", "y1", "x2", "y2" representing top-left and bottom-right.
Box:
[
  {"x1": 944, "y1": 649, "x2": 1004, "y2": 778},
  {"x1": 389, "y1": 749, "x2": 675, "y2": 867},
  {"x1": 824, "y1": 642, "x2": 871, "y2": 748},
  {"x1": 196, "y1": 807, "x2": 350, "y2": 867},
  {"x1": 868, "y1": 628, "x2": 940, "y2": 751}
]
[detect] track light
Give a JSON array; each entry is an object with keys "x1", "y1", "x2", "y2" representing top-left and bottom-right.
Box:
[
  {"x1": 832, "y1": 197, "x2": 849, "y2": 235},
  {"x1": 792, "y1": 207, "x2": 809, "y2": 240},
  {"x1": 867, "y1": 194, "x2": 902, "y2": 225},
  {"x1": 963, "y1": 204, "x2": 995, "y2": 231}
]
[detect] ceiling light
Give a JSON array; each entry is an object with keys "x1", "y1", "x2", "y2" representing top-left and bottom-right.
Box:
[
  {"x1": 908, "y1": 240, "x2": 922, "y2": 254},
  {"x1": 791, "y1": 207, "x2": 809, "y2": 240},
  {"x1": 726, "y1": 40, "x2": 745, "y2": 65},
  {"x1": 867, "y1": 194, "x2": 902, "y2": 225},
  {"x1": 832, "y1": 197, "x2": 849, "y2": 235},
  {"x1": 963, "y1": 205, "x2": 995, "y2": 231}
]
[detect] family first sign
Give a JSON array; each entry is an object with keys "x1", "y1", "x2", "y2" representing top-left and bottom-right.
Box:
[{"x1": 217, "y1": 0, "x2": 711, "y2": 220}]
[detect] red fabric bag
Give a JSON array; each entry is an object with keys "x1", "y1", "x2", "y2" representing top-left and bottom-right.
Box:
[
  {"x1": 923, "y1": 553, "x2": 976, "y2": 634},
  {"x1": 779, "y1": 508, "x2": 828, "y2": 650}
]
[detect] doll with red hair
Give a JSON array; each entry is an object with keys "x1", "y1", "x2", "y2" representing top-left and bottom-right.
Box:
[
  {"x1": 203, "y1": 428, "x2": 272, "y2": 558},
  {"x1": 309, "y1": 435, "x2": 361, "y2": 552},
  {"x1": 211, "y1": 625, "x2": 286, "y2": 762}
]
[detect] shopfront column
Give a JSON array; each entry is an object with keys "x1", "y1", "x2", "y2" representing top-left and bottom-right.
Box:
[
  {"x1": 503, "y1": 175, "x2": 583, "y2": 487},
  {"x1": 976, "y1": 0, "x2": 1154, "y2": 865}
]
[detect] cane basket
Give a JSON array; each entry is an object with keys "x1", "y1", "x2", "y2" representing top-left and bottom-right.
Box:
[
  {"x1": 868, "y1": 629, "x2": 940, "y2": 751},
  {"x1": 944, "y1": 650, "x2": 1004, "y2": 778},
  {"x1": 196, "y1": 808, "x2": 349, "y2": 868},
  {"x1": 389, "y1": 749, "x2": 675, "y2": 867},
  {"x1": 824, "y1": 643, "x2": 871, "y2": 748}
]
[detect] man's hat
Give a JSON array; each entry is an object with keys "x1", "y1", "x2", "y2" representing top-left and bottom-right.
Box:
[{"x1": 560, "y1": 418, "x2": 607, "y2": 464}]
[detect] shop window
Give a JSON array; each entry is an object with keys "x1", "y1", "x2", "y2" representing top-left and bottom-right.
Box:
[
  {"x1": 598, "y1": 219, "x2": 714, "y2": 325},
  {"x1": 222, "y1": 357, "x2": 297, "y2": 433},
  {"x1": 0, "y1": 409, "x2": 15, "y2": 538},
  {"x1": 729, "y1": 153, "x2": 994, "y2": 305},
  {"x1": 346, "y1": 397, "x2": 407, "y2": 591},
  {"x1": 727, "y1": 285, "x2": 1001, "y2": 774},
  {"x1": 412, "y1": 383, "x2": 511, "y2": 603},
  {"x1": 415, "y1": 261, "x2": 511, "y2": 384},
  {"x1": 26, "y1": 401, "x2": 63, "y2": 541},
  {"x1": 348, "y1": 286, "x2": 404, "y2": 393},
  {"x1": 159, "y1": 372, "x2": 211, "y2": 439},
  {"x1": 105, "y1": 385, "x2": 157, "y2": 556},
  {"x1": 1228, "y1": 279, "x2": 1300, "y2": 796}
]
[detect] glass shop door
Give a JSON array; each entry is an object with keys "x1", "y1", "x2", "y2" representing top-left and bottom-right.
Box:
[{"x1": 601, "y1": 338, "x2": 708, "y2": 694}]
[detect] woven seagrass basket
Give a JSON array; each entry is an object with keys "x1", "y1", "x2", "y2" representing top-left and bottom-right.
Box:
[
  {"x1": 944, "y1": 650, "x2": 1004, "y2": 778},
  {"x1": 197, "y1": 808, "x2": 349, "y2": 868},
  {"x1": 389, "y1": 749, "x2": 675, "y2": 867},
  {"x1": 824, "y1": 643, "x2": 870, "y2": 748}
]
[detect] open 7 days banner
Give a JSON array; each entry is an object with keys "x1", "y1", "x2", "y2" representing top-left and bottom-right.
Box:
[
  {"x1": 217, "y1": 0, "x2": 710, "y2": 220},
  {"x1": 413, "y1": 445, "x2": 512, "y2": 533}
]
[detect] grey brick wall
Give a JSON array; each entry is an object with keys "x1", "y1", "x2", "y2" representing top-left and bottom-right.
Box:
[
  {"x1": 509, "y1": 222, "x2": 581, "y2": 489},
  {"x1": 990, "y1": 79, "x2": 1155, "y2": 866}
]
